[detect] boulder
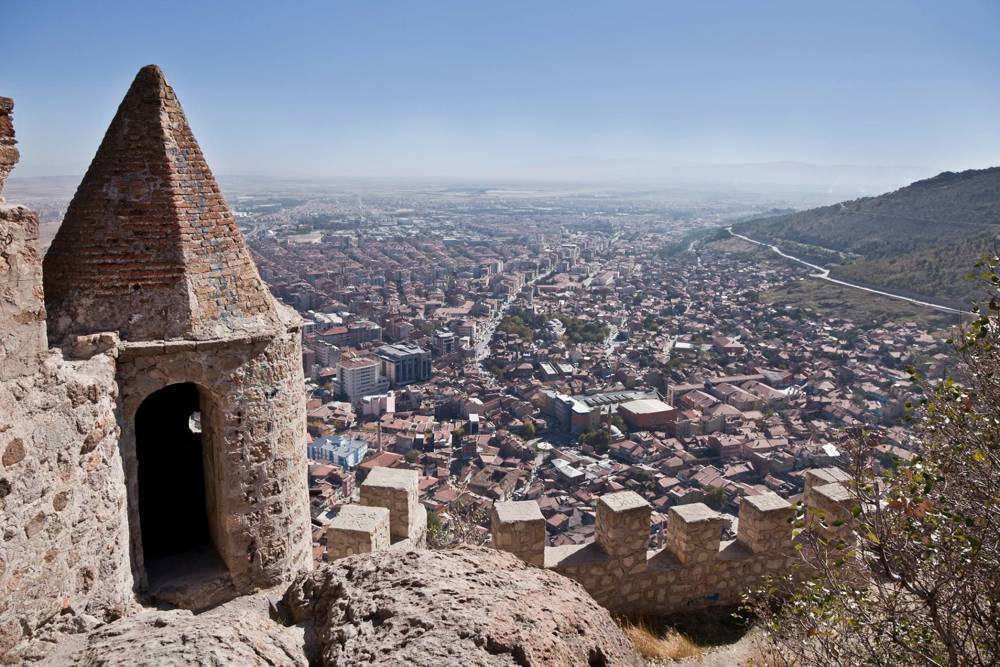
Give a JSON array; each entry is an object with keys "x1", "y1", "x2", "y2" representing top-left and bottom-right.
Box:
[
  {"x1": 14, "y1": 546, "x2": 641, "y2": 666},
  {"x1": 283, "y1": 545, "x2": 641, "y2": 666},
  {"x1": 19, "y1": 593, "x2": 306, "y2": 666}
]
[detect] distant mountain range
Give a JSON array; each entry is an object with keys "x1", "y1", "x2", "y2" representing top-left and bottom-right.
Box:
[
  {"x1": 732, "y1": 166, "x2": 1000, "y2": 308},
  {"x1": 513, "y1": 158, "x2": 932, "y2": 199}
]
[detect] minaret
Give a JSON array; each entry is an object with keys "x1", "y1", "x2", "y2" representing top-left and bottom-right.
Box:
[{"x1": 44, "y1": 65, "x2": 289, "y2": 343}]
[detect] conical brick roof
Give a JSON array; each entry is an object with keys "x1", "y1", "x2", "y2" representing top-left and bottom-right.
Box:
[{"x1": 44, "y1": 65, "x2": 286, "y2": 342}]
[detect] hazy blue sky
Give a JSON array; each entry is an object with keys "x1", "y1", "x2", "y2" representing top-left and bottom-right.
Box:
[{"x1": 4, "y1": 1, "x2": 1000, "y2": 181}]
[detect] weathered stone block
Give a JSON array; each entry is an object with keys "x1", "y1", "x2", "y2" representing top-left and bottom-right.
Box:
[
  {"x1": 361, "y1": 467, "x2": 419, "y2": 542},
  {"x1": 737, "y1": 492, "x2": 793, "y2": 554},
  {"x1": 0, "y1": 204, "x2": 46, "y2": 380},
  {"x1": 327, "y1": 505, "x2": 390, "y2": 560},
  {"x1": 596, "y1": 491, "x2": 651, "y2": 563},
  {"x1": 804, "y1": 467, "x2": 850, "y2": 499},
  {"x1": 806, "y1": 481, "x2": 855, "y2": 545},
  {"x1": 666, "y1": 503, "x2": 723, "y2": 565},
  {"x1": 491, "y1": 500, "x2": 545, "y2": 567}
]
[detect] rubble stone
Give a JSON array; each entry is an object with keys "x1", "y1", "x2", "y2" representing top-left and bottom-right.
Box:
[
  {"x1": 283, "y1": 545, "x2": 642, "y2": 666},
  {"x1": 491, "y1": 500, "x2": 546, "y2": 567},
  {"x1": 327, "y1": 505, "x2": 390, "y2": 559}
]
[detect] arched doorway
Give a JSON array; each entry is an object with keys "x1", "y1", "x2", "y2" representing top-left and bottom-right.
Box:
[
  {"x1": 135, "y1": 383, "x2": 231, "y2": 604},
  {"x1": 136, "y1": 383, "x2": 210, "y2": 558}
]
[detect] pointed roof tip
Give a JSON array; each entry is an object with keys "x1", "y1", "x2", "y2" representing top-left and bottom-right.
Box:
[
  {"x1": 137, "y1": 64, "x2": 165, "y2": 78},
  {"x1": 136, "y1": 64, "x2": 164, "y2": 78},
  {"x1": 127, "y1": 65, "x2": 169, "y2": 95}
]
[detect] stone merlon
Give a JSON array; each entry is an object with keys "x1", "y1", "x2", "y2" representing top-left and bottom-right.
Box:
[{"x1": 490, "y1": 468, "x2": 855, "y2": 616}]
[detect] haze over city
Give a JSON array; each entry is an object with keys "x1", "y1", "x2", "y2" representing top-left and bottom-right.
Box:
[
  {"x1": 2, "y1": 3, "x2": 1000, "y2": 665},
  {"x1": 5, "y1": 0, "x2": 1000, "y2": 190}
]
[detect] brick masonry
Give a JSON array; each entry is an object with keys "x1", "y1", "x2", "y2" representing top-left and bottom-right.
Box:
[
  {"x1": 43, "y1": 66, "x2": 286, "y2": 343},
  {"x1": 491, "y1": 471, "x2": 855, "y2": 616}
]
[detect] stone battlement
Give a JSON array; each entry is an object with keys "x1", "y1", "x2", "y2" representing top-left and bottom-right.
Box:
[
  {"x1": 325, "y1": 467, "x2": 428, "y2": 560},
  {"x1": 491, "y1": 468, "x2": 854, "y2": 616}
]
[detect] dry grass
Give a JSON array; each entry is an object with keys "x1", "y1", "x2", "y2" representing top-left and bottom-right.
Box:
[{"x1": 622, "y1": 620, "x2": 702, "y2": 661}]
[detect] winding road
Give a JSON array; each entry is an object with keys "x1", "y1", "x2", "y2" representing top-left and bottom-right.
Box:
[{"x1": 725, "y1": 227, "x2": 972, "y2": 316}]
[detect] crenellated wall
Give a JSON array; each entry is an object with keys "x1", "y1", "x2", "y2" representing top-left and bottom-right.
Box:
[
  {"x1": 325, "y1": 466, "x2": 427, "y2": 560},
  {"x1": 491, "y1": 469, "x2": 854, "y2": 617}
]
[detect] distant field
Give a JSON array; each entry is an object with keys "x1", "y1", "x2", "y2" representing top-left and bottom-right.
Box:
[
  {"x1": 762, "y1": 278, "x2": 967, "y2": 331},
  {"x1": 701, "y1": 237, "x2": 772, "y2": 257}
]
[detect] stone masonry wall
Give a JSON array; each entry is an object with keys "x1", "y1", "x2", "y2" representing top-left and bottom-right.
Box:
[
  {"x1": 0, "y1": 98, "x2": 46, "y2": 381},
  {"x1": 324, "y1": 467, "x2": 428, "y2": 561},
  {"x1": 0, "y1": 106, "x2": 133, "y2": 657},
  {"x1": 491, "y1": 471, "x2": 854, "y2": 617},
  {"x1": 116, "y1": 327, "x2": 312, "y2": 593},
  {"x1": 0, "y1": 97, "x2": 17, "y2": 199},
  {"x1": 0, "y1": 345, "x2": 133, "y2": 656},
  {"x1": 0, "y1": 205, "x2": 46, "y2": 382}
]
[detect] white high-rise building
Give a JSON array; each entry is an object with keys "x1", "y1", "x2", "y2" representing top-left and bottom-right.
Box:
[{"x1": 337, "y1": 355, "x2": 387, "y2": 403}]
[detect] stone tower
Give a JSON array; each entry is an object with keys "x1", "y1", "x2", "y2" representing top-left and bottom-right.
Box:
[{"x1": 43, "y1": 66, "x2": 311, "y2": 603}]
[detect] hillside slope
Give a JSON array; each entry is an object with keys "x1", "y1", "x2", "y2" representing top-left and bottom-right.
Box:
[{"x1": 732, "y1": 167, "x2": 1000, "y2": 306}]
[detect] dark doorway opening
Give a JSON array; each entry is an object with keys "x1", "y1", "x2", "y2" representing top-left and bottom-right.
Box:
[
  {"x1": 136, "y1": 383, "x2": 210, "y2": 558},
  {"x1": 135, "y1": 383, "x2": 234, "y2": 609}
]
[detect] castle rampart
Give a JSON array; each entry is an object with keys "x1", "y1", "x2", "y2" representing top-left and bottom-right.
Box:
[
  {"x1": 490, "y1": 468, "x2": 853, "y2": 616},
  {"x1": 325, "y1": 466, "x2": 427, "y2": 560},
  {"x1": 0, "y1": 97, "x2": 46, "y2": 381}
]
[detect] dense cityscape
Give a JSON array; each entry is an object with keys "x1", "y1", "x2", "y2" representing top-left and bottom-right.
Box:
[{"x1": 234, "y1": 185, "x2": 961, "y2": 562}]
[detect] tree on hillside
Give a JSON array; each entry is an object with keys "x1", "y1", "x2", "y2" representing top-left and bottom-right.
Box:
[{"x1": 747, "y1": 263, "x2": 1000, "y2": 667}]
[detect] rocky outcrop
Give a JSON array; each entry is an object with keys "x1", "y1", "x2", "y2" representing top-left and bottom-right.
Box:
[
  {"x1": 19, "y1": 592, "x2": 307, "y2": 666},
  {"x1": 9, "y1": 546, "x2": 641, "y2": 665},
  {"x1": 283, "y1": 545, "x2": 642, "y2": 667}
]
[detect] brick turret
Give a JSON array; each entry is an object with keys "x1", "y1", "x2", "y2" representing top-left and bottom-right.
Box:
[{"x1": 43, "y1": 65, "x2": 287, "y2": 343}]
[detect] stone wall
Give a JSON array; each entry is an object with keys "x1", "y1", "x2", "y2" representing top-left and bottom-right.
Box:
[
  {"x1": 115, "y1": 327, "x2": 312, "y2": 593},
  {"x1": 0, "y1": 98, "x2": 46, "y2": 381},
  {"x1": 325, "y1": 466, "x2": 428, "y2": 561},
  {"x1": 0, "y1": 340, "x2": 133, "y2": 655},
  {"x1": 491, "y1": 469, "x2": 854, "y2": 617},
  {"x1": 0, "y1": 97, "x2": 17, "y2": 199},
  {"x1": 0, "y1": 102, "x2": 133, "y2": 655}
]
